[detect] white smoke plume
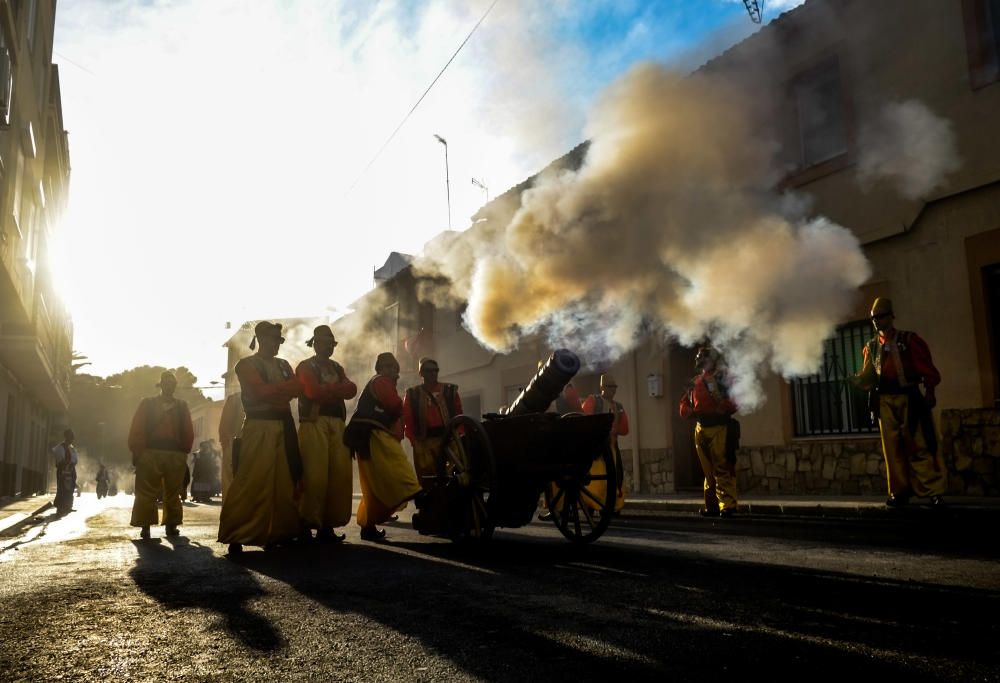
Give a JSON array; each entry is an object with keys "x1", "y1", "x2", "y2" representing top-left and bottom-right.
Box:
[
  {"x1": 857, "y1": 100, "x2": 960, "y2": 200},
  {"x1": 415, "y1": 64, "x2": 872, "y2": 411}
]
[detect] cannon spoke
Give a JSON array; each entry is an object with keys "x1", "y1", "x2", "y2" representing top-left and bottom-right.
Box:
[
  {"x1": 579, "y1": 485, "x2": 605, "y2": 509},
  {"x1": 439, "y1": 415, "x2": 497, "y2": 543}
]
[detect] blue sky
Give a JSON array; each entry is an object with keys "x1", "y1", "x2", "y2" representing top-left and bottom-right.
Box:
[{"x1": 50, "y1": 0, "x2": 801, "y2": 392}]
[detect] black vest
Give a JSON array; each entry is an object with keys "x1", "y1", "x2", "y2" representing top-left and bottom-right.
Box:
[
  {"x1": 405, "y1": 383, "x2": 458, "y2": 438},
  {"x1": 349, "y1": 376, "x2": 398, "y2": 432}
]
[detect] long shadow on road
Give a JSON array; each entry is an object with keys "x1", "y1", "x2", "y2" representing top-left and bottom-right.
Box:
[
  {"x1": 239, "y1": 529, "x2": 1000, "y2": 682},
  {"x1": 130, "y1": 536, "x2": 283, "y2": 652}
]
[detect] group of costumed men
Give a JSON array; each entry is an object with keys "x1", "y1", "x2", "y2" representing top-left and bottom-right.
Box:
[
  {"x1": 123, "y1": 296, "x2": 942, "y2": 544},
  {"x1": 122, "y1": 321, "x2": 637, "y2": 546}
]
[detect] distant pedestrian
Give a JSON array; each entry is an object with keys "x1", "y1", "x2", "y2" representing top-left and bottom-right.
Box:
[
  {"x1": 51, "y1": 429, "x2": 78, "y2": 516},
  {"x1": 344, "y1": 352, "x2": 421, "y2": 541},
  {"x1": 296, "y1": 325, "x2": 357, "y2": 543},
  {"x1": 218, "y1": 322, "x2": 304, "y2": 555},
  {"x1": 95, "y1": 462, "x2": 110, "y2": 499},
  {"x1": 853, "y1": 298, "x2": 946, "y2": 508},
  {"x1": 679, "y1": 346, "x2": 740, "y2": 517},
  {"x1": 128, "y1": 371, "x2": 195, "y2": 539},
  {"x1": 190, "y1": 441, "x2": 219, "y2": 503}
]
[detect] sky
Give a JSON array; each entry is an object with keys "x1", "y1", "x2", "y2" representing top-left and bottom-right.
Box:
[{"x1": 50, "y1": 0, "x2": 804, "y2": 398}]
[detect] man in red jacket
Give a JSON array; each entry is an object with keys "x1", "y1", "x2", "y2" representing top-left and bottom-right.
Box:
[
  {"x1": 128, "y1": 371, "x2": 194, "y2": 539},
  {"x1": 679, "y1": 347, "x2": 739, "y2": 517},
  {"x1": 296, "y1": 325, "x2": 357, "y2": 542},
  {"x1": 403, "y1": 358, "x2": 463, "y2": 488},
  {"x1": 853, "y1": 298, "x2": 945, "y2": 507}
]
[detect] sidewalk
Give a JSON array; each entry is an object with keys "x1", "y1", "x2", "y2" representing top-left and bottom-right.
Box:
[
  {"x1": 0, "y1": 495, "x2": 53, "y2": 537},
  {"x1": 620, "y1": 494, "x2": 1000, "y2": 520},
  {"x1": 4, "y1": 492, "x2": 997, "y2": 534}
]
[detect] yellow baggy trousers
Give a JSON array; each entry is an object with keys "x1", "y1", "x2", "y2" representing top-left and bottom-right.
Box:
[
  {"x1": 357, "y1": 430, "x2": 422, "y2": 528},
  {"x1": 218, "y1": 419, "x2": 300, "y2": 546},
  {"x1": 298, "y1": 416, "x2": 353, "y2": 529},
  {"x1": 695, "y1": 423, "x2": 737, "y2": 512},
  {"x1": 879, "y1": 394, "x2": 947, "y2": 499},
  {"x1": 130, "y1": 448, "x2": 187, "y2": 527}
]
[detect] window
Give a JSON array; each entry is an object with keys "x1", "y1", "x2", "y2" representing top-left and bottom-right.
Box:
[
  {"x1": 791, "y1": 319, "x2": 878, "y2": 437},
  {"x1": 792, "y1": 57, "x2": 848, "y2": 168},
  {"x1": 963, "y1": 0, "x2": 1000, "y2": 88}
]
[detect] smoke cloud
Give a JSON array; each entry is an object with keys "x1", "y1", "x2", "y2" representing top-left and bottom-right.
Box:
[
  {"x1": 415, "y1": 64, "x2": 873, "y2": 411},
  {"x1": 857, "y1": 100, "x2": 960, "y2": 200}
]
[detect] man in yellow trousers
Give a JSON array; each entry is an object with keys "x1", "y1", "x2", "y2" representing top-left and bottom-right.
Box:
[{"x1": 128, "y1": 371, "x2": 194, "y2": 539}]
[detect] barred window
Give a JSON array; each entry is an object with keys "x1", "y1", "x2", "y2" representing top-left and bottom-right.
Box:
[{"x1": 791, "y1": 319, "x2": 878, "y2": 437}]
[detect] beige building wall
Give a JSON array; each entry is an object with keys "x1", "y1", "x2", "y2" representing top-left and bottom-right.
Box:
[{"x1": 0, "y1": 0, "x2": 71, "y2": 497}]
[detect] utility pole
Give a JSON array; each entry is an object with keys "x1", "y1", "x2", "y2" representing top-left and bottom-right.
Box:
[{"x1": 434, "y1": 134, "x2": 451, "y2": 230}]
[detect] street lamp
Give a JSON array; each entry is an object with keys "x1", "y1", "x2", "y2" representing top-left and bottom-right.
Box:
[{"x1": 433, "y1": 134, "x2": 451, "y2": 230}]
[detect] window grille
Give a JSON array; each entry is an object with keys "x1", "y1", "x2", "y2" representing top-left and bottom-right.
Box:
[{"x1": 791, "y1": 319, "x2": 878, "y2": 437}]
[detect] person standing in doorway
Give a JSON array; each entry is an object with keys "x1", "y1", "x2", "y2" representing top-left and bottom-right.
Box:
[{"x1": 679, "y1": 347, "x2": 739, "y2": 517}]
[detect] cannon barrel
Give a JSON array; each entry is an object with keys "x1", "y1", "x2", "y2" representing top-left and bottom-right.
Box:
[{"x1": 502, "y1": 349, "x2": 581, "y2": 417}]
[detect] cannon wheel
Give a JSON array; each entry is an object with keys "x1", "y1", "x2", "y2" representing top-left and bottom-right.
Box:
[
  {"x1": 438, "y1": 415, "x2": 497, "y2": 542},
  {"x1": 546, "y1": 418, "x2": 615, "y2": 544}
]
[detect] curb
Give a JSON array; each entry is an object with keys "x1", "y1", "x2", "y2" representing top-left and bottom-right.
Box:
[
  {"x1": 618, "y1": 499, "x2": 1000, "y2": 521},
  {"x1": 0, "y1": 500, "x2": 53, "y2": 537}
]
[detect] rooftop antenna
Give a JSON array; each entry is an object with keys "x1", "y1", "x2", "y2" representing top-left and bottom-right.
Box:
[{"x1": 743, "y1": 0, "x2": 763, "y2": 24}]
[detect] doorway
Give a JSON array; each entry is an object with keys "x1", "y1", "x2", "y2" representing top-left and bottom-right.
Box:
[{"x1": 669, "y1": 345, "x2": 701, "y2": 491}]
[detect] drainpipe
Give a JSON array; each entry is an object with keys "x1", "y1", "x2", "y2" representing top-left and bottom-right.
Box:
[{"x1": 631, "y1": 348, "x2": 642, "y2": 493}]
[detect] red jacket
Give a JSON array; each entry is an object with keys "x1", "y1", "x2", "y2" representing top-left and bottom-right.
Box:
[{"x1": 679, "y1": 372, "x2": 737, "y2": 421}]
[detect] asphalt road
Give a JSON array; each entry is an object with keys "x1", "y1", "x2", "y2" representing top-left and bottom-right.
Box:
[{"x1": 1, "y1": 493, "x2": 998, "y2": 682}]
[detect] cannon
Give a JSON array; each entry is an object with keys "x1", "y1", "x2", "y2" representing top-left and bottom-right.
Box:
[{"x1": 411, "y1": 349, "x2": 618, "y2": 544}]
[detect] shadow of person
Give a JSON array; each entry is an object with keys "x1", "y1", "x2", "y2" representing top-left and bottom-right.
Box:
[
  {"x1": 130, "y1": 538, "x2": 283, "y2": 652},
  {"x1": 241, "y1": 540, "x2": 672, "y2": 681},
  {"x1": 245, "y1": 530, "x2": 1000, "y2": 681}
]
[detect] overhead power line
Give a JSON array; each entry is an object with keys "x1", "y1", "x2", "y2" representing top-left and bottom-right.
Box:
[{"x1": 346, "y1": 0, "x2": 501, "y2": 194}]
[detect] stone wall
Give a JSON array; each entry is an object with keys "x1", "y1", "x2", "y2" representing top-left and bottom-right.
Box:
[
  {"x1": 622, "y1": 409, "x2": 1000, "y2": 497},
  {"x1": 736, "y1": 440, "x2": 886, "y2": 495},
  {"x1": 940, "y1": 408, "x2": 1000, "y2": 496},
  {"x1": 621, "y1": 448, "x2": 674, "y2": 495}
]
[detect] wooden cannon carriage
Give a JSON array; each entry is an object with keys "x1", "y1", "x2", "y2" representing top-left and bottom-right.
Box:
[{"x1": 411, "y1": 350, "x2": 618, "y2": 544}]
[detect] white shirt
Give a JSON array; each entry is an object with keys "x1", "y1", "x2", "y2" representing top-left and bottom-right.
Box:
[{"x1": 51, "y1": 442, "x2": 79, "y2": 466}]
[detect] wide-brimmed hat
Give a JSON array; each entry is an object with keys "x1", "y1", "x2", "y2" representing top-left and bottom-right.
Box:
[
  {"x1": 306, "y1": 325, "x2": 337, "y2": 348},
  {"x1": 156, "y1": 371, "x2": 177, "y2": 387},
  {"x1": 250, "y1": 321, "x2": 285, "y2": 350}
]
